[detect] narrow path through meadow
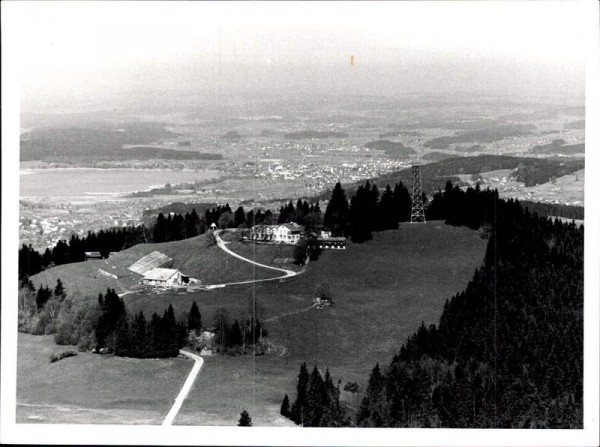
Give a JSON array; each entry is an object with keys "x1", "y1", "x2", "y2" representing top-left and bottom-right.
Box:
[{"x1": 162, "y1": 349, "x2": 204, "y2": 426}]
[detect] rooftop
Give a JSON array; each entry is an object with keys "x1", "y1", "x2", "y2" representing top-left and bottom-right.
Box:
[{"x1": 143, "y1": 268, "x2": 179, "y2": 281}]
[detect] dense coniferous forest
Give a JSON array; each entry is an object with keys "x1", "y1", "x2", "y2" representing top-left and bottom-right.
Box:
[
  {"x1": 284, "y1": 182, "x2": 583, "y2": 428},
  {"x1": 284, "y1": 363, "x2": 350, "y2": 427}
]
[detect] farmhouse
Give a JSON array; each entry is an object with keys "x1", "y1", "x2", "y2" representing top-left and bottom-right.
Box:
[
  {"x1": 250, "y1": 222, "x2": 303, "y2": 245},
  {"x1": 141, "y1": 268, "x2": 188, "y2": 286}
]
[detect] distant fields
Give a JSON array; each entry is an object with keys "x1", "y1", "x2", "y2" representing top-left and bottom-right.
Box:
[{"x1": 21, "y1": 222, "x2": 487, "y2": 425}]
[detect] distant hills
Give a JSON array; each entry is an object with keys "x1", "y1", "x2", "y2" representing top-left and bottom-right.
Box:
[
  {"x1": 564, "y1": 119, "x2": 585, "y2": 130},
  {"x1": 379, "y1": 130, "x2": 422, "y2": 138},
  {"x1": 531, "y1": 139, "x2": 585, "y2": 155},
  {"x1": 284, "y1": 130, "x2": 348, "y2": 139},
  {"x1": 420, "y1": 151, "x2": 460, "y2": 161},
  {"x1": 20, "y1": 123, "x2": 221, "y2": 162},
  {"x1": 221, "y1": 131, "x2": 242, "y2": 140},
  {"x1": 364, "y1": 140, "x2": 416, "y2": 158},
  {"x1": 423, "y1": 124, "x2": 535, "y2": 149}
]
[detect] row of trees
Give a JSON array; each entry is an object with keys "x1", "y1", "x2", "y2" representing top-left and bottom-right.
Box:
[
  {"x1": 323, "y1": 181, "x2": 413, "y2": 243},
  {"x1": 277, "y1": 200, "x2": 323, "y2": 231},
  {"x1": 18, "y1": 227, "x2": 147, "y2": 278},
  {"x1": 281, "y1": 363, "x2": 350, "y2": 427}
]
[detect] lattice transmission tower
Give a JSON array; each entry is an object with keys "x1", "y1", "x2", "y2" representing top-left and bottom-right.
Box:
[{"x1": 410, "y1": 165, "x2": 426, "y2": 223}]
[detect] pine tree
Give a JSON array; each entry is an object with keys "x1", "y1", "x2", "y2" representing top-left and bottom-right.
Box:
[
  {"x1": 229, "y1": 319, "x2": 243, "y2": 347},
  {"x1": 290, "y1": 362, "x2": 309, "y2": 425},
  {"x1": 378, "y1": 185, "x2": 398, "y2": 230},
  {"x1": 324, "y1": 182, "x2": 350, "y2": 237},
  {"x1": 305, "y1": 366, "x2": 326, "y2": 426},
  {"x1": 392, "y1": 182, "x2": 412, "y2": 222},
  {"x1": 280, "y1": 394, "x2": 291, "y2": 418},
  {"x1": 349, "y1": 185, "x2": 372, "y2": 243},
  {"x1": 234, "y1": 206, "x2": 246, "y2": 227},
  {"x1": 238, "y1": 410, "x2": 252, "y2": 426},
  {"x1": 54, "y1": 278, "x2": 66, "y2": 300},
  {"x1": 114, "y1": 315, "x2": 131, "y2": 356},
  {"x1": 36, "y1": 285, "x2": 52, "y2": 309},
  {"x1": 131, "y1": 311, "x2": 148, "y2": 357},
  {"x1": 153, "y1": 213, "x2": 167, "y2": 243},
  {"x1": 188, "y1": 301, "x2": 202, "y2": 333},
  {"x1": 357, "y1": 363, "x2": 386, "y2": 427},
  {"x1": 213, "y1": 307, "x2": 230, "y2": 353}
]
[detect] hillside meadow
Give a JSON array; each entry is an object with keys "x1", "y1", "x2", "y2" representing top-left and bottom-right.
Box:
[
  {"x1": 19, "y1": 222, "x2": 486, "y2": 425},
  {"x1": 30, "y1": 232, "x2": 293, "y2": 299}
]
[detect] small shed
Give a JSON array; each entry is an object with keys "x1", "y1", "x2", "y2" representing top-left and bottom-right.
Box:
[{"x1": 84, "y1": 251, "x2": 103, "y2": 261}]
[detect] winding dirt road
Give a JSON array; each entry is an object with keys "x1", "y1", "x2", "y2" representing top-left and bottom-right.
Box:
[
  {"x1": 207, "y1": 230, "x2": 301, "y2": 288},
  {"x1": 162, "y1": 349, "x2": 204, "y2": 426}
]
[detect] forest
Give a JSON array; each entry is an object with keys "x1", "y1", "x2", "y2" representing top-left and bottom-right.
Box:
[{"x1": 283, "y1": 182, "x2": 584, "y2": 428}]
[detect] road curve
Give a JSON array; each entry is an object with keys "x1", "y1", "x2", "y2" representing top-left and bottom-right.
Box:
[
  {"x1": 162, "y1": 349, "x2": 204, "y2": 426},
  {"x1": 212, "y1": 230, "x2": 300, "y2": 284}
]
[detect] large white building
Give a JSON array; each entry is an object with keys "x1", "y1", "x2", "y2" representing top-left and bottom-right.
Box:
[{"x1": 250, "y1": 222, "x2": 303, "y2": 245}]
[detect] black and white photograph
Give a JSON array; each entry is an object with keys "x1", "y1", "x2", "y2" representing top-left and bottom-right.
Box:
[{"x1": 2, "y1": 1, "x2": 599, "y2": 446}]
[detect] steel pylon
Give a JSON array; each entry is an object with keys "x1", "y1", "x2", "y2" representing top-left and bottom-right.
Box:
[{"x1": 410, "y1": 165, "x2": 426, "y2": 223}]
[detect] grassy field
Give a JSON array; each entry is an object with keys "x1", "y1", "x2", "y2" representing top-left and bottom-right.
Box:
[
  {"x1": 30, "y1": 233, "x2": 286, "y2": 299},
  {"x1": 20, "y1": 222, "x2": 487, "y2": 425},
  {"x1": 175, "y1": 222, "x2": 487, "y2": 425},
  {"x1": 16, "y1": 333, "x2": 192, "y2": 424}
]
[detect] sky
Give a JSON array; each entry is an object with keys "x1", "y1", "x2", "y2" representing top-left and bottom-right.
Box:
[{"x1": 5, "y1": 1, "x2": 589, "y2": 112}]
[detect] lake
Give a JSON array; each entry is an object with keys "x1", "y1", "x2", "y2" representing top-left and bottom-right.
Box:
[{"x1": 20, "y1": 168, "x2": 220, "y2": 198}]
